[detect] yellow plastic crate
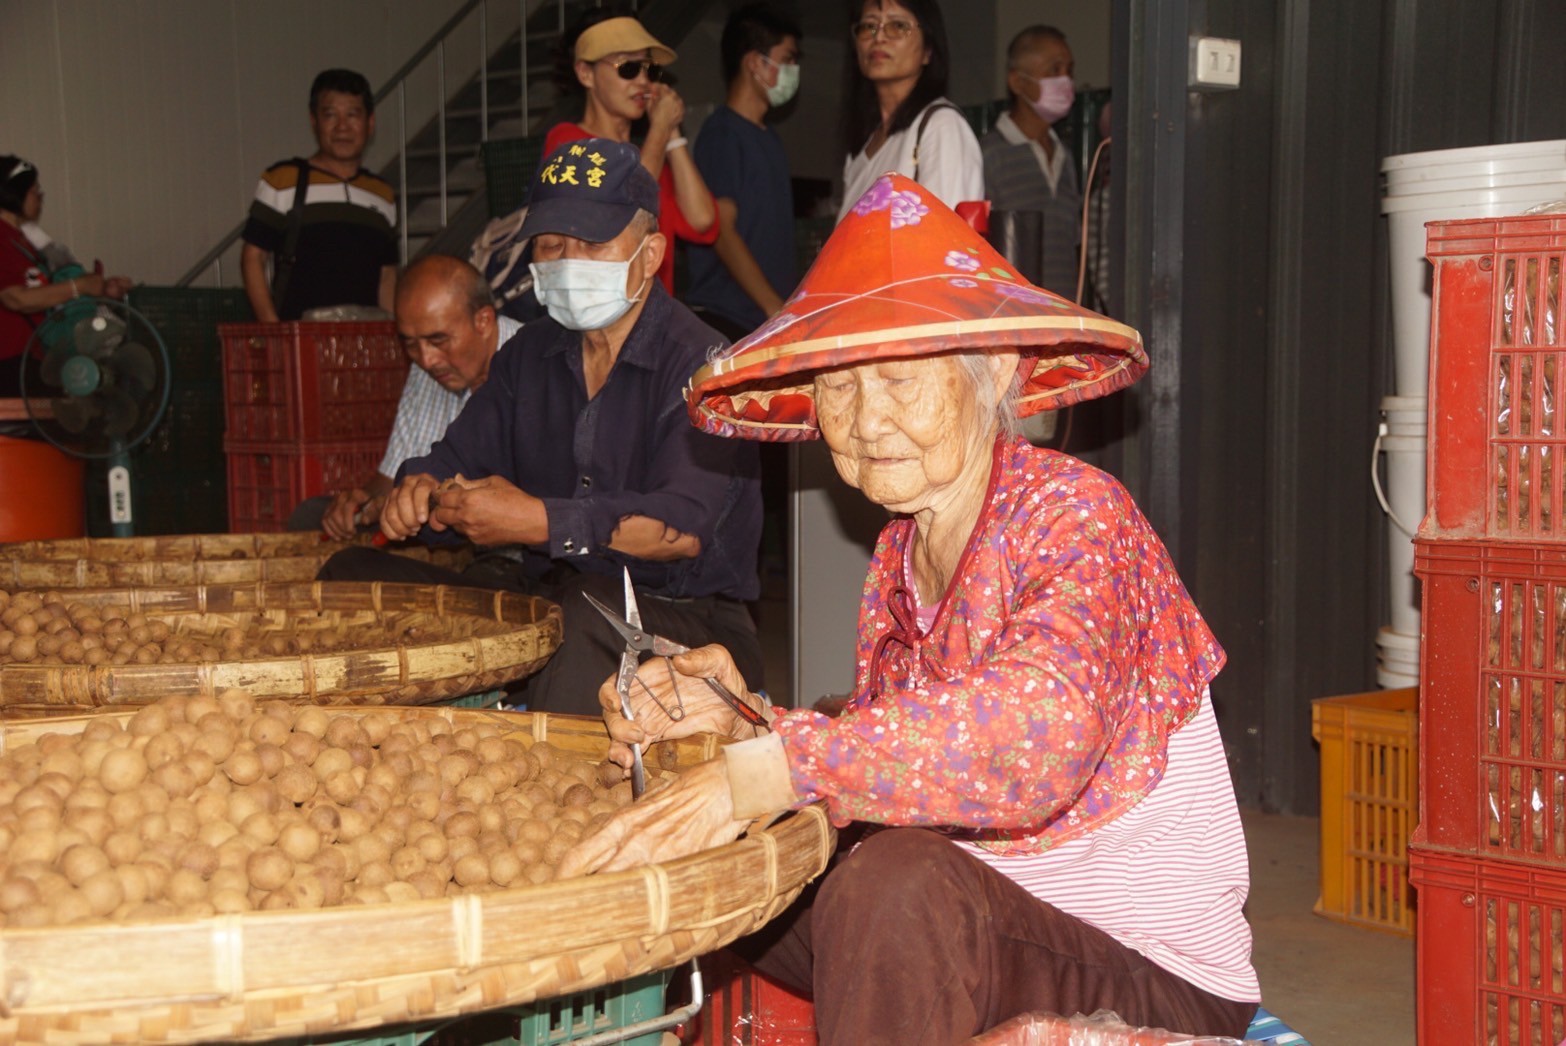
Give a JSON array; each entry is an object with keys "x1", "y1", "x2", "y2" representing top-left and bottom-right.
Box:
[{"x1": 1311, "y1": 687, "x2": 1418, "y2": 935}]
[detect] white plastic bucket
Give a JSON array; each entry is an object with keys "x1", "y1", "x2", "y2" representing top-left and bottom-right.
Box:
[
  {"x1": 1380, "y1": 180, "x2": 1566, "y2": 215},
  {"x1": 1386, "y1": 168, "x2": 1566, "y2": 196},
  {"x1": 1382, "y1": 138, "x2": 1564, "y2": 173},
  {"x1": 1377, "y1": 395, "x2": 1426, "y2": 638},
  {"x1": 1382, "y1": 145, "x2": 1566, "y2": 397},
  {"x1": 1380, "y1": 393, "x2": 1425, "y2": 438},
  {"x1": 1376, "y1": 626, "x2": 1420, "y2": 689},
  {"x1": 1383, "y1": 140, "x2": 1565, "y2": 188}
]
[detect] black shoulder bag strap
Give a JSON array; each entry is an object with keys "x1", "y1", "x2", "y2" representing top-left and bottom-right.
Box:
[
  {"x1": 270, "y1": 158, "x2": 313, "y2": 311},
  {"x1": 911, "y1": 102, "x2": 964, "y2": 183}
]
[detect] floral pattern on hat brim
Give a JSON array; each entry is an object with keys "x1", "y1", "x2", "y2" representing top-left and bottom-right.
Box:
[{"x1": 687, "y1": 174, "x2": 1147, "y2": 442}]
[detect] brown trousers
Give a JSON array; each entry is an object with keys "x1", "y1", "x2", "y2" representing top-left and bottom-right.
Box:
[{"x1": 731, "y1": 828, "x2": 1256, "y2": 1046}]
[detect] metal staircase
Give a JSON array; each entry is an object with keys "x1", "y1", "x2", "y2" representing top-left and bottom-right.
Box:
[{"x1": 177, "y1": 0, "x2": 710, "y2": 287}]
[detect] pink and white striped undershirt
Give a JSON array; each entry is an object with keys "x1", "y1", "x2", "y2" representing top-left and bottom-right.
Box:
[{"x1": 910, "y1": 599, "x2": 1260, "y2": 1004}]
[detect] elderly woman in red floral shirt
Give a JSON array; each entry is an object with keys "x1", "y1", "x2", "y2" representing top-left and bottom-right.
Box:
[{"x1": 561, "y1": 174, "x2": 1260, "y2": 1045}]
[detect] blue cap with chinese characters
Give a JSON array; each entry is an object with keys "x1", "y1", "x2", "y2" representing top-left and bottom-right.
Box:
[{"x1": 518, "y1": 138, "x2": 660, "y2": 243}]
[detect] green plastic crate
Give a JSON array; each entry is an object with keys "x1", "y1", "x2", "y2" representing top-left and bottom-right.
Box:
[
  {"x1": 794, "y1": 216, "x2": 836, "y2": 279},
  {"x1": 446, "y1": 689, "x2": 505, "y2": 710},
  {"x1": 282, "y1": 970, "x2": 670, "y2": 1046},
  {"x1": 128, "y1": 285, "x2": 252, "y2": 387},
  {"x1": 516, "y1": 971, "x2": 669, "y2": 1046},
  {"x1": 483, "y1": 137, "x2": 546, "y2": 219},
  {"x1": 960, "y1": 99, "x2": 1007, "y2": 137},
  {"x1": 85, "y1": 387, "x2": 230, "y2": 536},
  {"x1": 83, "y1": 286, "x2": 254, "y2": 536}
]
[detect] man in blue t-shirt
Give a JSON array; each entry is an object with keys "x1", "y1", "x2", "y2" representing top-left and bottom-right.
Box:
[{"x1": 685, "y1": 4, "x2": 801, "y2": 340}]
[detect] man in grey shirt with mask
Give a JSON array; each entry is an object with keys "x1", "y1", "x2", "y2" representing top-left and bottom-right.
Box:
[
  {"x1": 319, "y1": 138, "x2": 764, "y2": 717},
  {"x1": 980, "y1": 26, "x2": 1082, "y2": 298}
]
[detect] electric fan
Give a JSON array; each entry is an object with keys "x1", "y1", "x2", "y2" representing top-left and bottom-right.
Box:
[{"x1": 18, "y1": 298, "x2": 172, "y2": 536}]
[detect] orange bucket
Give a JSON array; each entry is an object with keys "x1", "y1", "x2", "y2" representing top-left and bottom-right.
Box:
[{"x1": 0, "y1": 435, "x2": 84, "y2": 541}]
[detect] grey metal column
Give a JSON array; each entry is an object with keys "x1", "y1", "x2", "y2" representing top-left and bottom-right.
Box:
[
  {"x1": 1114, "y1": 0, "x2": 1191, "y2": 556},
  {"x1": 1263, "y1": 0, "x2": 1311, "y2": 813}
]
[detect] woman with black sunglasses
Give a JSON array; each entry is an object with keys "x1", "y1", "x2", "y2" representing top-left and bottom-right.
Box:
[
  {"x1": 838, "y1": 0, "x2": 982, "y2": 222},
  {"x1": 544, "y1": 11, "x2": 718, "y2": 294}
]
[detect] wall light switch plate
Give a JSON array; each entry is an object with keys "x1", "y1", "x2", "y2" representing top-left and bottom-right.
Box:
[{"x1": 1190, "y1": 36, "x2": 1241, "y2": 90}]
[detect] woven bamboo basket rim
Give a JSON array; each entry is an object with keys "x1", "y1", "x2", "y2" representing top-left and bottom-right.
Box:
[
  {"x1": 0, "y1": 534, "x2": 470, "y2": 589},
  {"x1": 0, "y1": 707, "x2": 835, "y2": 1045},
  {"x1": 0, "y1": 581, "x2": 561, "y2": 712}
]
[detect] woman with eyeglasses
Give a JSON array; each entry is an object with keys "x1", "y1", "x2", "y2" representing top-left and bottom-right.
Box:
[
  {"x1": 838, "y1": 0, "x2": 982, "y2": 223},
  {"x1": 545, "y1": 10, "x2": 718, "y2": 294}
]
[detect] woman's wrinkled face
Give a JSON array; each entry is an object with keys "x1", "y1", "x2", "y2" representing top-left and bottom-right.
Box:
[{"x1": 815, "y1": 354, "x2": 996, "y2": 515}]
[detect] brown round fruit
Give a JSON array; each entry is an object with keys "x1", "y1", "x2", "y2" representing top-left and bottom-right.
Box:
[
  {"x1": 99, "y1": 749, "x2": 149, "y2": 794},
  {"x1": 245, "y1": 848, "x2": 293, "y2": 892}
]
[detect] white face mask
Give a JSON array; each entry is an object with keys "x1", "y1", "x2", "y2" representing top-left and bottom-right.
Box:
[
  {"x1": 758, "y1": 55, "x2": 800, "y2": 107},
  {"x1": 529, "y1": 235, "x2": 651, "y2": 331}
]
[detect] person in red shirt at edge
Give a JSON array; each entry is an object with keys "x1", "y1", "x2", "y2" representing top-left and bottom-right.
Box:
[
  {"x1": 544, "y1": 9, "x2": 717, "y2": 293},
  {"x1": 0, "y1": 157, "x2": 131, "y2": 398}
]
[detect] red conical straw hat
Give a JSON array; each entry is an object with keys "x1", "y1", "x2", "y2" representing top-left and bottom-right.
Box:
[{"x1": 686, "y1": 173, "x2": 1147, "y2": 441}]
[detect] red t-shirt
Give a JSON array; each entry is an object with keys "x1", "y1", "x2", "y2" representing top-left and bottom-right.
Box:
[
  {"x1": 542, "y1": 122, "x2": 719, "y2": 294},
  {"x1": 0, "y1": 221, "x2": 47, "y2": 362}
]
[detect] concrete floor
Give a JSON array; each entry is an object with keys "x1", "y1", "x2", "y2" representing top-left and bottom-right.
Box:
[{"x1": 1241, "y1": 809, "x2": 1415, "y2": 1045}]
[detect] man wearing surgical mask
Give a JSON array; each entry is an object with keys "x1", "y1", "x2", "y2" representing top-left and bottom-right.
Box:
[
  {"x1": 685, "y1": 3, "x2": 802, "y2": 341},
  {"x1": 321, "y1": 139, "x2": 764, "y2": 718},
  {"x1": 981, "y1": 25, "x2": 1082, "y2": 297}
]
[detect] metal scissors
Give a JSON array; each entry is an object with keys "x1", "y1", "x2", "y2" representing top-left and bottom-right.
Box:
[{"x1": 584, "y1": 569, "x2": 769, "y2": 799}]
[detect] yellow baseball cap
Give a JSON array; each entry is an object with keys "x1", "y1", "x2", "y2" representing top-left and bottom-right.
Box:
[{"x1": 574, "y1": 17, "x2": 677, "y2": 65}]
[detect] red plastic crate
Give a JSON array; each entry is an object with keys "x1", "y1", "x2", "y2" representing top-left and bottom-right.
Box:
[
  {"x1": 225, "y1": 440, "x2": 384, "y2": 533},
  {"x1": 219, "y1": 321, "x2": 409, "y2": 442},
  {"x1": 683, "y1": 954, "x2": 816, "y2": 1046},
  {"x1": 1415, "y1": 539, "x2": 1566, "y2": 862},
  {"x1": 1410, "y1": 843, "x2": 1566, "y2": 1046},
  {"x1": 1424, "y1": 216, "x2": 1566, "y2": 542}
]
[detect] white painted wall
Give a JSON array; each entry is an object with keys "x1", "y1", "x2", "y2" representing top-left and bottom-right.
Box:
[
  {"x1": 0, "y1": 0, "x2": 523, "y2": 287},
  {"x1": 0, "y1": 1, "x2": 1110, "y2": 292}
]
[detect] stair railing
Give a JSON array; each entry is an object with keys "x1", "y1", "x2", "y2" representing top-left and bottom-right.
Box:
[{"x1": 177, "y1": 0, "x2": 587, "y2": 288}]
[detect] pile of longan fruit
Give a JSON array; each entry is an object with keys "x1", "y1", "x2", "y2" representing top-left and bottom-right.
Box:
[
  {"x1": 0, "y1": 589, "x2": 466, "y2": 667},
  {"x1": 0, "y1": 691, "x2": 633, "y2": 928}
]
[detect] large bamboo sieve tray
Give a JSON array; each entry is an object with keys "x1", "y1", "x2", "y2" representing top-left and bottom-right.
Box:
[
  {"x1": 0, "y1": 581, "x2": 560, "y2": 713},
  {"x1": 0, "y1": 706, "x2": 834, "y2": 1045},
  {"x1": 0, "y1": 533, "x2": 470, "y2": 590}
]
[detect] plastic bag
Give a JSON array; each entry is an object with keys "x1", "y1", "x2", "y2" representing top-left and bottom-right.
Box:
[
  {"x1": 964, "y1": 1010, "x2": 1256, "y2": 1046},
  {"x1": 299, "y1": 303, "x2": 392, "y2": 322}
]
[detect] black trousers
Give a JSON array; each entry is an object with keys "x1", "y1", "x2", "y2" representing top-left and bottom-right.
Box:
[
  {"x1": 316, "y1": 546, "x2": 764, "y2": 718},
  {"x1": 731, "y1": 828, "x2": 1257, "y2": 1046}
]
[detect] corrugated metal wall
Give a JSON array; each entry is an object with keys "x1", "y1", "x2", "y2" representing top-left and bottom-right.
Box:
[{"x1": 1113, "y1": 0, "x2": 1566, "y2": 812}]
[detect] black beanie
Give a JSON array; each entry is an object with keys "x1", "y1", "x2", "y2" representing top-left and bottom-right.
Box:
[{"x1": 0, "y1": 156, "x2": 38, "y2": 215}]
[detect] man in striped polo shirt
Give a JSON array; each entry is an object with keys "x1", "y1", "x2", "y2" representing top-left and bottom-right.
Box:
[
  {"x1": 241, "y1": 68, "x2": 398, "y2": 322},
  {"x1": 980, "y1": 27, "x2": 1082, "y2": 298}
]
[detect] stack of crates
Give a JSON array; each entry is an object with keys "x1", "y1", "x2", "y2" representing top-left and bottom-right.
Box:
[
  {"x1": 219, "y1": 322, "x2": 408, "y2": 532},
  {"x1": 482, "y1": 136, "x2": 545, "y2": 219},
  {"x1": 1412, "y1": 215, "x2": 1566, "y2": 1045},
  {"x1": 85, "y1": 287, "x2": 252, "y2": 536}
]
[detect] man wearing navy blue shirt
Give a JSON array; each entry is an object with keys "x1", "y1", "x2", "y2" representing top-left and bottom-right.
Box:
[
  {"x1": 684, "y1": 4, "x2": 801, "y2": 340},
  {"x1": 319, "y1": 139, "x2": 763, "y2": 716}
]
